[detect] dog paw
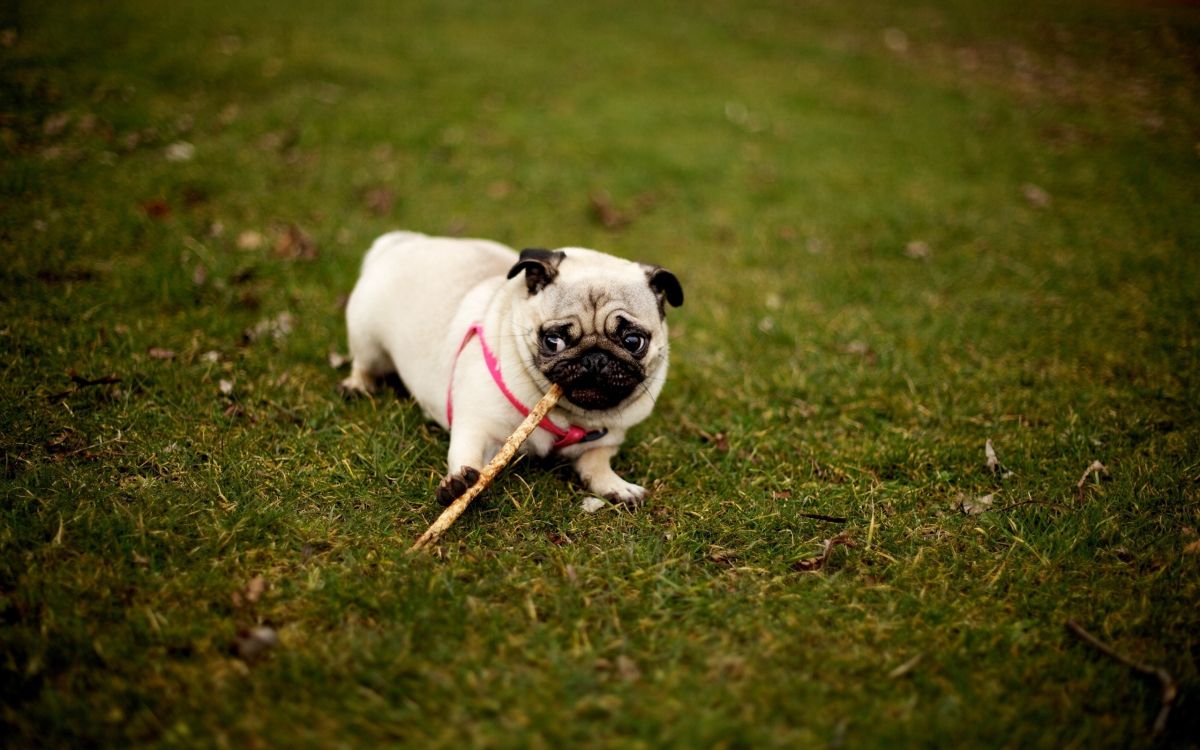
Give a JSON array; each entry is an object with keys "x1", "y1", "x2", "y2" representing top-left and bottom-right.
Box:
[
  {"x1": 436, "y1": 466, "x2": 481, "y2": 506},
  {"x1": 601, "y1": 479, "x2": 647, "y2": 506},
  {"x1": 337, "y1": 374, "x2": 374, "y2": 400}
]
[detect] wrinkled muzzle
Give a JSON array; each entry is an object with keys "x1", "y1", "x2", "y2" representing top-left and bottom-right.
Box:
[{"x1": 545, "y1": 348, "x2": 644, "y2": 410}]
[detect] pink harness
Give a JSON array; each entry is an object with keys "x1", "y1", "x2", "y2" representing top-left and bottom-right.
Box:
[{"x1": 446, "y1": 323, "x2": 606, "y2": 451}]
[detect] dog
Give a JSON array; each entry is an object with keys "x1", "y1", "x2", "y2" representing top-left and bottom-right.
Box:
[{"x1": 341, "y1": 231, "x2": 683, "y2": 505}]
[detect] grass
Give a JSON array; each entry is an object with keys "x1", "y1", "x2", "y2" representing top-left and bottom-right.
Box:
[{"x1": 2, "y1": 0, "x2": 1199, "y2": 746}]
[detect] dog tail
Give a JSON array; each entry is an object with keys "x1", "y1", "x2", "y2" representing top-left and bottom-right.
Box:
[{"x1": 362, "y1": 230, "x2": 426, "y2": 270}]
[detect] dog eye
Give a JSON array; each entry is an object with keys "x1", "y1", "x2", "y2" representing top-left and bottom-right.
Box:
[
  {"x1": 621, "y1": 332, "x2": 647, "y2": 355},
  {"x1": 541, "y1": 332, "x2": 568, "y2": 354}
]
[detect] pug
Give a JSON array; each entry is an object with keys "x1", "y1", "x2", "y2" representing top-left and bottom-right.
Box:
[{"x1": 341, "y1": 230, "x2": 683, "y2": 505}]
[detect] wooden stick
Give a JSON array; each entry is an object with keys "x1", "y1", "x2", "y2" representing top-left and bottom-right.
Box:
[{"x1": 408, "y1": 383, "x2": 564, "y2": 553}]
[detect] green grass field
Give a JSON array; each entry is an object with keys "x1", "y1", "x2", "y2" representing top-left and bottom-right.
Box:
[{"x1": 3, "y1": 0, "x2": 1199, "y2": 746}]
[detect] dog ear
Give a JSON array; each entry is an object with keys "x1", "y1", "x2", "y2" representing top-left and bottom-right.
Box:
[
  {"x1": 507, "y1": 248, "x2": 565, "y2": 294},
  {"x1": 645, "y1": 265, "x2": 684, "y2": 311}
]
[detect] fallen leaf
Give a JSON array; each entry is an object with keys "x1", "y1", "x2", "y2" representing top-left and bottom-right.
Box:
[
  {"x1": 616, "y1": 655, "x2": 641, "y2": 682},
  {"x1": 236, "y1": 230, "x2": 265, "y2": 250},
  {"x1": 985, "y1": 439, "x2": 1012, "y2": 477},
  {"x1": 581, "y1": 496, "x2": 607, "y2": 513},
  {"x1": 244, "y1": 575, "x2": 266, "y2": 604},
  {"x1": 708, "y1": 546, "x2": 737, "y2": 566},
  {"x1": 792, "y1": 532, "x2": 853, "y2": 572},
  {"x1": 590, "y1": 191, "x2": 629, "y2": 229},
  {"x1": 706, "y1": 654, "x2": 748, "y2": 680},
  {"x1": 1022, "y1": 183, "x2": 1051, "y2": 208},
  {"x1": 840, "y1": 340, "x2": 878, "y2": 365},
  {"x1": 956, "y1": 493, "x2": 994, "y2": 515},
  {"x1": 233, "y1": 625, "x2": 277, "y2": 662},
  {"x1": 43, "y1": 112, "x2": 72, "y2": 137},
  {"x1": 362, "y1": 186, "x2": 395, "y2": 216},
  {"x1": 244, "y1": 312, "x2": 295, "y2": 343},
  {"x1": 163, "y1": 141, "x2": 195, "y2": 162},
  {"x1": 273, "y1": 225, "x2": 318, "y2": 261},
  {"x1": 486, "y1": 180, "x2": 512, "y2": 200},
  {"x1": 904, "y1": 240, "x2": 932, "y2": 260},
  {"x1": 697, "y1": 429, "x2": 730, "y2": 451},
  {"x1": 1183, "y1": 539, "x2": 1200, "y2": 555},
  {"x1": 45, "y1": 429, "x2": 85, "y2": 454},
  {"x1": 147, "y1": 347, "x2": 176, "y2": 360},
  {"x1": 883, "y1": 27, "x2": 909, "y2": 53},
  {"x1": 1076, "y1": 460, "x2": 1109, "y2": 499},
  {"x1": 139, "y1": 199, "x2": 171, "y2": 220}
]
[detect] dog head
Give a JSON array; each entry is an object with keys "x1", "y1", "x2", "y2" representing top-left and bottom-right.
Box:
[{"x1": 506, "y1": 247, "x2": 682, "y2": 412}]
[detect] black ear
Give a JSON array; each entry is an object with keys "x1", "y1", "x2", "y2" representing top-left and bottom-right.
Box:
[
  {"x1": 646, "y1": 266, "x2": 684, "y2": 310},
  {"x1": 507, "y1": 248, "x2": 565, "y2": 295}
]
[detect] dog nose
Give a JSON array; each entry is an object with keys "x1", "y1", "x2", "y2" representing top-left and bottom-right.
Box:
[{"x1": 581, "y1": 350, "x2": 609, "y2": 374}]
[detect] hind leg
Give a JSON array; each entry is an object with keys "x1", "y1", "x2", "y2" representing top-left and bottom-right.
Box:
[{"x1": 338, "y1": 336, "x2": 393, "y2": 398}]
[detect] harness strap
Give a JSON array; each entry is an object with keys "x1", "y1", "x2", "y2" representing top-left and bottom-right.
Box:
[{"x1": 446, "y1": 323, "x2": 606, "y2": 450}]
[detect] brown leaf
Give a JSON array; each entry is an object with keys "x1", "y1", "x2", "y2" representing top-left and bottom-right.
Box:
[
  {"x1": 163, "y1": 141, "x2": 195, "y2": 162},
  {"x1": 244, "y1": 312, "x2": 295, "y2": 343},
  {"x1": 486, "y1": 180, "x2": 512, "y2": 200},
  {"x1": 697, "y1": 429, "x2": 730, "y2": 452},
  {"x1": 955, "y1": 493, "x2": 994, "y2": 515},
  {"x1": 236, "y1": 230, "x2": 265, "y2": 250},
  {"x1": 904, "y1": 240, "x2": 931, "y2": 260},
  {"x1": 590, "y1": 191, "x2": 629, "y2": 229},
  {"x1": 1076, "y1": 460, "x2": 1109, "y2": 499},
  {"x1": 1182, "y1": 539, "x2": 1200, "y2": 556},
  {"x1": 616, "y1": 655, "x2": 641, "y2": 682},
  {"x1": 1022, "y1": 183, "x2": 1051, "y2": 208},
  {"x1": 792, "y1": 532, "x2": 853, "y2": 572},
  {"x1": 233, "y1": 625, "x2": 278, "y2": 662},
  {"x1": 147, "y1": 347, "x2": 176, "y2": 360},
  {"x1": 708, "y1": 546, "x2": 737, "y2": 566},
  {"x1": 362, "y1": 186, "x2": 395, "y2": 216},
  {"x1": 273, "y1": 225, "x2": 318, "y2": 261},
  {"x1": 589, "y1": 190, "x2": 657, "y2": 231},
  {"x1": 44, "y1": 112, "x2": 72, "y2": 137},
  {"x1": 244, "y1": 575, "x2": 266, "y2": 604},
  {"x1": 139, "y1": 199, "x2": 171, "y2": 220},
  {"x1": 45, "y1": 429, "x2": 85, "y2": 455}
]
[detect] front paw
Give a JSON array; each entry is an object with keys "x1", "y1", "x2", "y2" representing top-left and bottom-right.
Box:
[
  {"x1": 435, "y1": 466, "x2": 481, "y2": 506},
  {"x1": 598, "y1": 478, "x2": 647, "y2": 506}
]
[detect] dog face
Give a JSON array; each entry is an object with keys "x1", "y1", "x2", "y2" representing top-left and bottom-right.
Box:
[{"x1": 507, "y1": 248, "x2": 683, "y2": 412}]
